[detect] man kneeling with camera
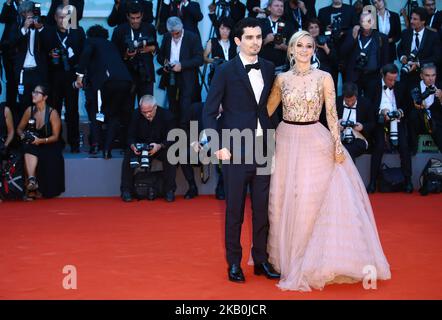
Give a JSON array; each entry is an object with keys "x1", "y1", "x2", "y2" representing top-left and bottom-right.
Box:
[{"x1": 120, "y1": 95, "x2": 177, "y2": 202}]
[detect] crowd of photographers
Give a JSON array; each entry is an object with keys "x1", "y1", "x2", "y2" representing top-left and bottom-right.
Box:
[{"x1": 0, "y1": 0, "x2": 442, "y2": 202}]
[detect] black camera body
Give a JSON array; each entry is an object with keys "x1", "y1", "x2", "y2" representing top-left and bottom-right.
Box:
[
  {"x1": 164, "y1": 63, "x2": 176, "y2": 87},
  {"x1": 340, "y1": 120, "x2": 355, "y2": 128},
  {"x1": 355, "y1": 51, "x2": 368, "y2": 71},
  {"x1": 52, "y1": 47, "x2": 70, "y2": 72},
  {"x1": 130, "y1": 143, "x2": 154, "y2": 170},
  {"x1": 340, "y1": 120, "x2": 355, "y2": 144},
  {"x1": 23, "y1": 118, "x2": 38, "y2": 144},
  {"x1": 317, "y1": 30, "x2": 332, "y2": 46},
  {"x1": 401, "y1": 49, "x2": 419, "y2": 74},
  {"x1": 32, "y1": 2, "x2": 41, "y2": 25},
  {"x1": 125, "y1": 35, "x2": 156, "y2": 54},
  {"x1": 411, "y1": 85, "x2": 436, "y2": 106},
  {"x1": 274, "y1": 22, "x2": 285, "y2": 45}
]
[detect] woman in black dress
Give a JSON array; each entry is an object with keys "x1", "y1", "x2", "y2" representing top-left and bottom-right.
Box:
[
  {"x1": 0, "y1": 102, "x2": 14, "y2": 161},
  {"x1": 17, "y1": 84, "x2": 65, "y2": 199}
]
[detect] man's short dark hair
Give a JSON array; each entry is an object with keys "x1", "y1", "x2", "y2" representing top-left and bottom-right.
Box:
[
  {"x1": 411, "y1": 7, "x2": 428, "y2": 22},
  {"x1": 127, "y1": 0, "x2": 143, "y2": 15},
  {"x1": 86, "y1": 25, "x2": 109, "y2": 39},
  {"x1": 421, "y1": 62, "x2": 437, "y2": 73},
  {"x1": 234, "y1": 17, "x2": 261, "y2": 40},
  {"x1": 342, "y1": 82, "x2": 359, "y2": 98},
  {"x1": 381, "y1": 63, "x2": 399, "y2": 76}
]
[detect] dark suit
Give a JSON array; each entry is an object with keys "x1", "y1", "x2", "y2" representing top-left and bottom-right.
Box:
[
  {"x1": 46, "y1": 26, "x2": 85, "y2": 149},
  {"x1": 202, "y1": 55, "x2": 276, "y2": 266},
  {"x1": 283, "y1": 0, "x2": 317, "y2": 30},
  {"x1": 0, "y1": 0, "x2": 20, "y2": 110},
  {"x1": 336, "y1": 96, "x2": 375, "y2": 160},
  {"x1": 46, "y1": 0, "x2": 84, "y2": 26},
  {"x1": 376, "y1": 10, "x2": 401, "y2": 63},
  {"x1": 158, "y1": 1, "x2": 203, "y2": 37},
  {"x1": 397, "y1": 27, "x2": 442, "y2": 89},
  {"x1": 209, "y1": 0, "x2": 246, "y2": 28},
  {"x1": 369, "y1": 80, "x2": 412, "y2": 182},
  {"x1": 77, "y1": 37, "x2": 133, "y2": 152},
  {"x1": 107, "y1": 0, "x2": 153, "y2": 27}
]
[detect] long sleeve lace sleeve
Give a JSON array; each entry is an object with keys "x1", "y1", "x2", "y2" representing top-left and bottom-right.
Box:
[
  {"x1": 267, "y1": 74, "x2": 282, "y2": 117},
  {"x1": 323, "y1": 73, "x2": 344, "y2": 157}
]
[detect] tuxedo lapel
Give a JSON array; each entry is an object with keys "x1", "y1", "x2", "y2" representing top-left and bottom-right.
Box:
[{"x1": 234, "y1": 55, "x2": 256, "y2": 102}]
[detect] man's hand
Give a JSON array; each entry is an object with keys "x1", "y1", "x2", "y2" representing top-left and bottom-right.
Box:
[
  {"x1": 381, "y1": 108, "x2": 390, "y2": 121},
  {"x1": 31, "y1": 138, "x2": 43, "y2": 146},
  {"x1": 75, "y1": 76, "x2": 83, "y2": 89},
  {"x1": 354, "y1": 122, "x2": 364, "y2": 132},
  {"x1": 338, "y1": 119, "x2": 344, "y2": 131},
  {"x1": 298, "y1": 1, "x2": 307, "y2": 14},
  {"x1": 23, "y1": 16, "x2": 34, "y2": 31},
  {"x1": 435, "y1": 88, "x2": 442, "y2": 101},
  {"x1": 172, "y1": 63, "x2": 182, "y2": 72},
  {"x1": 208, "y1": 3, "x2": 216, "y2": 13},
  {"x1": 125, "y1": 48, "x2": 137, "y2": 59},
  {"x1": 149, "y1": 143, "x2": 162, "y2": 156},
  {"x1": 264, "y1": 33, "x2": 275, "y2": 45},
  {"x1": 352, "y1": 25, "x2": 360, "y2": 39},
  {"x1": 274, "y1": 43, "x2": 287, "y2": 51},
  {"x1": 139, "y1": 45, "x2": 155, "y2": 54},
  {"x1": 253, "y1": 6, "x2": 263, "y2": 13},
  {"x1": 34, "y1": 20, "x2": 43, "y2": 30},
  {"x1": 414, "y1": 102, "x2": 425, "y2": 110},
  {"x1": 131, "y1": 144, "x2": 141, "y2": 155},
  {"x1": 317, "y1": 42, "x2": 330, "y2": 55},
  {"x1": 215, "y1": 148, "x2": 231, "y2": 160}
]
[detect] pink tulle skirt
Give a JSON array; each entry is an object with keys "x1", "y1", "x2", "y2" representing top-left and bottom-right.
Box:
[{"x1": 268, "y1": 121, "x2": 391, "y2": 291}]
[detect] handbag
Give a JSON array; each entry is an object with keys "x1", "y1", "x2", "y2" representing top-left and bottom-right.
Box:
[
  {"x1": 378, "y1": 163, "x2": 405, "y2": 192},
  {"x1": 133, "y1": 170, "x2": 164, "y2": 200},
  {"x1": 419, "y1": 158, "x2": 442, "y2": 196}
]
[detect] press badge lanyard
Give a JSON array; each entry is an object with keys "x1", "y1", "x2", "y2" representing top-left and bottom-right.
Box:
[
  {"x1": 292, "y1": 8, "x2": 302, "y2": 29},
  {"x1": 269, "y1": 17, "x2": 278, "y2": 34},
  {"x1": 358, "y1": 34, "x2": 372, "y2": 51},
  {"x1": 56, "y1": 28, "x2": 69, "y2": 49},
  {"x1": 130, "y1": 28, "x2": 142, "y2": 41}
]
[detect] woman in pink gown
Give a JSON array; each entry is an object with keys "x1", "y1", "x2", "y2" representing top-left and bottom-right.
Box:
[{"x1": 266, "y1": 31, "x2": 391, "y2": 291}]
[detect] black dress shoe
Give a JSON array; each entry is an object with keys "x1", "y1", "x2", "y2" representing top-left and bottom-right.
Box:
[
  {"x1": 367, "y1": 180, "x2": 376, "y2": 194},
  {"x1": 215, "y1": 183, "x2": 225, "y2": 200},
  {"x1": 404, "y1": 178, "x2": 414, "y2": 193},
  {"x1": 228, "y1": 264, "x2": 245, "y2": 283},
  {"x1": 121, "y1": 191, "x2": 132, "y2": 202},
  {"x1": 103, "y1": 150, "x2": 112, "y2": 160},
  {"x1": 184, "y1": 184, "x2": 198, "y2": 199},
  {"x1": 165, "y1": 190, "x2": 175, "y2": 202},
  {"x1": 254, "y1": 261, "x2": 280, "y2": 279},
  {"x1": 147, "y1": 187, "x2": 156, "y2": 200},
  {"x1": 89, "y1": 144, "x2": 99, "y2": 155}
]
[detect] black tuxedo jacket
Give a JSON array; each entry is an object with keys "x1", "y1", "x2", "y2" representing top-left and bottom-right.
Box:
[
  {"x1": 157, "y1": 30, "x2": 203, "y2": 90},
  {"x1": 76, "y1": 37, "x2": 132, "y2": 91},
  {"x1": 397, "y1": 27, "x2": 441, "y2": 67},
  {"x1": 336, "y1": 95, "x2": 375, "y2": 139},
  {"x1": 408, "y1": 81, "x2": 442, "y2": 123},
  {"x1": 283, "y1": 0, "x2": 317, "y2": 30},
  {"x1": 159, "y1": 1, "x2": 203, "y2": 36},
  {"x1": 111, "y1": 22, "x2": 158, "y2": 83},
  {"x1": 107, "y1": 0, "x2": 153, "y2": 27},
  {"x1": 209, "y1": 0, "x2": 245, "y2": 27},
  {"x1": 0, "y1": 1, "x2": 19, "y2": 51},
  {"x1": 370, "y1": 80, "x2": 409, "y2": 120},
  {"x1": 203, "y1": 55, "x2": 276, "y2": 159},
  {"x1": 46, "y1": 0, "x2": 84, "y2": 26}
]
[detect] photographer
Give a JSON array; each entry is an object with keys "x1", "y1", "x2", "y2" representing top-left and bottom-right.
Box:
[
  {"x1": 112, "y1": 1, "x2": 157, "y2": 102},
  {"x1": 16, "y1": 84, "x2": 65, "y2": 199},
  {"x1": 367, "y1": 64, "x2": 413, "y2": 194},
  {"x1": 307, "y1": 18, "x2": 338, "y2": 84},
  {"x1": 75, "y1": 25, "x2": 133, "y2": 159},
  {"x1": 9, "y1": 0, "x2": 50, "y2": 119},
  {"x1": 397, "y1": 7, "x2": 441, "y2": 91},
  {"x1": 204, "y1": 16, "x2": 237, "y2": 85},
  {"x1": 259, "y1": 0, "x2": 296, "y2": 73},
  {"x1": 47, "y1": 4, "x2": 85, "y2": 153},
  {"x1": 246, "y1": 0, "x2": 267, "y2": 19},
  {"x1": 120, "y1": 95, "x2": 177, "y2": 202},
  {"x1": 341, "y1": 11, "x2": 389, "y2": 100},
  {"x1": 108, "y1": 0, "x2": 153, "y2": 27},
  {"x1": 0, "y1": 0, "x2": 22, "y2": 113},
  {"x1": 208, "y1": 0, "x2": 246, "y2": 28},
  {"x1": 422, "y1": 0, "x2": 442, "y2": 32},
  {"x1": 46, "y1": 0, "x2": 84, "y2": 28},
  {"x1": 337, "y1": 82, "x2": 375, "y2": 162},
  {"x1": 408, "y1": 63, "x2": 442, "y2": 154},
  {"x1": 284, "y1": 0, "x2": 317, "y2": 32},
  {"x1": 0, "y1": 102, "x2": 14, "y2": 163},
  {"x1": 158, "y1": 0, "x2": 203, "y2": 38}
]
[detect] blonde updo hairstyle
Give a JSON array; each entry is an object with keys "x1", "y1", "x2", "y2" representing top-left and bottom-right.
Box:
[{"x1": 287, "y1": 30, "x2": 316, "y2": 69}]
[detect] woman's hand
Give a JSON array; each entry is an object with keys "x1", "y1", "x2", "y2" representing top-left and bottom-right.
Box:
[
  {"x1": 335, "y1": 148, "x2": 345, "y2": 164},
  {"x1": 31, "y1": 138, "x2": 44, "y2": 146}
]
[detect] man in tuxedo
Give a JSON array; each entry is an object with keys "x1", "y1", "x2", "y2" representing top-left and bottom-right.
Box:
[
  {"x1": 367, "y1": 63, "x2": 413, "y2": 194},
  {"x1": 203, "y1": 17, "x2": 280, "y2": 283},
  {"x1": 259, "y1": 0, "x2": 296, "y2": 73},
  {"x1": 337, "y1": 82, "x2": 375, "y2": 161},
  {"x1": 284, "y1": 0, "x2": 317, "y2": 31},
  {"x1": 0, "y1": 0, "x2": 22, "y2": 112},
  {"x1": 397, "y1": 7, "x2": 441, "y2": 91},
  {"x1": 408, "y1": 63, "x2": 442, "y2": 154},
  {"x1": 47, "y1": 5, "x2": 85, "y2": 153},
  {"x1": 46, "y1": 0, "x2": 84, "y2": 27},
  {"x1": 75, "y1": 25, "x2": 133, "y2": 159},
  {"x1": 157, "y1": 16, "x2": 203, "y2": 200},
  {"x1": 423, "y1": 0, "x2": 442, "y2": 32},
  {"x1": 9, "y1": 0, "x2": 50, "y2": 119},
  {"x1": 208, "y1": 0, "x2": 246, "y2": 29},
  {"x1": 158, "y1": 0, "x2": 203, "y2": 38},
  {"x1": 107, "y1": 0, "x2": 153, "y2": 27},
  {"x1": 112, "y1": 1, "x2": 157, "y2": 104}
]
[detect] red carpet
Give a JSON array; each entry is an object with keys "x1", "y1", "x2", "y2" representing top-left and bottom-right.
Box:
[{"x1": 0, "y1": 194, "x2": 441, "y2": 300}]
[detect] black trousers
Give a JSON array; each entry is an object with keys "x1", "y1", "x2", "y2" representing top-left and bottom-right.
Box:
[
  {"x1": 2, "y1": 50, "x2": 17, "y2": 113},
  {"x1": 222, "y1": 163, "x2": 270, "y2": 266},
  {"x1": 408, "y1": 108, "x2": 442, "y2": 153},
  {"x1": 49, "y1": 70, "x2": 79, "y2": 148},
  {"x1": 120, "y1": 148, "x2": 177, "y2": 194},
  {"x1": 370, "y1": 122, "x2": 412, "y2": 181},
  {"x1": 356, "y1": 71, "x2": 381, "y2": 101},
  {"x1": 127, "y1": 77, "x2": 154, "y2": 109},
  {"x1": 342, "y1": 138, "x2": 368, "y2": 162},
  {"x1": 166, "y1": 74, "x2": 195, "y2": 130},
  {"x1": 84, "y1": 86, "x2": 102, "y2": 147},
  {"x1": 101, "y1": 80, "x2": 133, "y2": 152}
]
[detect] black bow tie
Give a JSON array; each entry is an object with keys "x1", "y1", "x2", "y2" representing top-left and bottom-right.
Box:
[
  {"x1": 245, "y1": 62, "x2": 261, "y2": 73},
  {"x1": 383, "y1": 85, "x2": 394, "y2": 90}
]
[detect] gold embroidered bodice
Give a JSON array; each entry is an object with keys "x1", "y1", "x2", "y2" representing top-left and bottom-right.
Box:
[{"x1": 267, "y1": 68, "x2": 343, "y2": 155}]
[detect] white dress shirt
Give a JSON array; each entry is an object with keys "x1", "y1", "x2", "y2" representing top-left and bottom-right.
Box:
[
  {"x1": 377, "y1": 10, "x2": 391, "y2": 36},
  {"x1": 169, "y1": 30, "x2": 184, "y2": 64},
  {"x1": 342, "y1": 101, "x2": 357, "y2": 124},
  {"x1": 239, "y1": 53, "x2": 264, "y2": 136},
  {"x1": 420, "y1": 80, "x2": 435, "y2": 113},
  {"x1": 411, "y1": 28, "x2": 424, "y2": 52},
  {"x1": 21, "y1": 27, "x2": 40, "y2": 68},
  {"x1": 380, "y1": 79, "x2": 397, "y2": 113}
]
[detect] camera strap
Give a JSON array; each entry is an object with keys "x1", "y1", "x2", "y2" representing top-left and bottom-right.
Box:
[
  {"x1": 130, "y1": 28, "x2": 142, "y2": 42},
  {"x1": 268, "y1": 17, "x2": 279, "y2": 34},
  {"x1": 56, "y1": 29, "x2": 69, "y2": 49},
  {"x1": 358, "y1": 34, "x2": 372, "y2": 51}
]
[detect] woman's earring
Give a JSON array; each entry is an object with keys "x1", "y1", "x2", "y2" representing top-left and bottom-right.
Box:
[{"x1": 289, "y1": 54, "x2": 295, "y2": 68}]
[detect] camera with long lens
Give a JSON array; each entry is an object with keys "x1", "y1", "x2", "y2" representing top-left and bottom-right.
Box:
[
  {"x1": 125, "y1": 35, "x2": 156, "y2": 54},
  {"x1": 51, "y1": 47, "x2": 70, "y2": 71},
  {"x1": 130, "y1": 143, "x2": 154, "y2": 170},
  {"x1": 317, "y1": 30, "x2": 332, "y2": 46},
  {"x1": 22, "y1": 118, "x2": 38, "y2": 144},
  {"x1": 274, "y1": 22, "x2": 285, "y2": 45},
  {"x1": 378, "y1": 110, "x2": 401, "y2": 147},
  {"x1": 401, "y1": 49, "x2": 419, "y2": 75},
  {"x1": 32, "y1": 2, "x2": 41, "y2": 25},
  {"x1": 355, "y1": 51, "x2": 368, "y2": 71},
  {"x1": 411, "y1": 86, "x2": 436, "y2": 106},
  {"x1": 164, "y1": 63, "x2": 176, "y2": 87},
  {"x1": 340, "y1": 120, "x2": 355, "y2": 144},
  {"x1": 331, "y1": 15, "x2": 342, "y2": 42}
]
